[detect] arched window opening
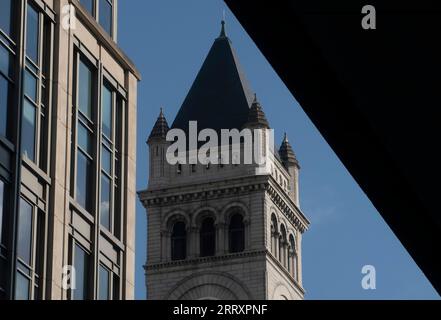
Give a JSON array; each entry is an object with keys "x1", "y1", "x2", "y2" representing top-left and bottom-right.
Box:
[
  {"x1": 200, "y1": 217, "x2": 216, "y2": 257},
  {"x1": 279, "y1": 225, "x2": 287, "y2": 267},
  {"x1": 171, "y1": 221, "x2": 186, "y2": 261},
  {"x1": 229, "y1": 213, "x2": 245, "y2": 253},
  {"x1": 270, "y1": 214, "x2": 278, "y2": 255},
  {"x1": 289, "y1": 234, "x2": 298, "y2": 280}
]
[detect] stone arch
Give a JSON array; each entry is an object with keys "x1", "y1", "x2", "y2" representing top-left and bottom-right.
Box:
[
  {"x1": 221, "y1": 201, "x2": 250, "y2": 224},
  {"x1": 279, "y1": 223, "x2": 288, "y2": 267},
  {"x1": 162, "y1": 210, "x2": 190, "y2": 232},
  {"x1": 192, "y1": 206, "x2": 219, "y2": 227},
  {"x1": 272, "y1": 283, "x2": 293, "y2": 300},
  {"x1": 165, "y1": 272, "x2": 253, "y2": 300},
  {"x1": 270, "y1": 212, "x2": 279, "y2": 233}
]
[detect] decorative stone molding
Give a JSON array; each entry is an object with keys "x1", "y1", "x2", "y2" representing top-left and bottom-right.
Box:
[
  {"x1": 164, "y1": 271, "x2": 254, "y2": 300},
  {"x1": 266, "y1": 184, "x2": 308, "y2": 233},
  {"x1": 139, "y1": 177, "x2": 268, "y2": 208},
  {"x1": 144, "y1": 250, "x2": 267, "y2": 271}
]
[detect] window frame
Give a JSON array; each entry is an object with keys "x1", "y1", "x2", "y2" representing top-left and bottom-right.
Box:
[
  {"x1": 14, "y1": 196, "x2": 45, "y2": 300},
  {"x1": 21, "y1": 2, "x2": 54, "y2": 173},
  {"x1": 78, "y1": 0, "x2": 116, "y2": 39},
  {"x1": 171, "y1": 221, "x2": 187, "y2": 261},
  {"x1": 69, "y1": 239, "x2": 92, "y2": 300},
  {"x1": 72, "y1": 52, "x2": 98, "y2": 215}
]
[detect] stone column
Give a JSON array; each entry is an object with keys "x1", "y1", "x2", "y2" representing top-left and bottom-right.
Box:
[
  {"x1": 161, "y1": 230, "x2": 171, "y2": 261},
  {"x1": 216, "y1": 223, "x2": 226, "y2": 255},
  {"x1": 244, "y1": 218, "x2": 251, "y2": 250}
]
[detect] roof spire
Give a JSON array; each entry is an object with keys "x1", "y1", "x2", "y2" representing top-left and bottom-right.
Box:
[
  {"x1": 147, "y1": 107, "x2": 169, "y2": 144},
  {"x1": 279, "y1": 133, "x2": 299, "y2": 167},
  {"x1": 243, "y1": 93, "x2": 270, "y2": 129},
  {"x1": 219, "y1": 19, "x2": 227, "y2": 38}
]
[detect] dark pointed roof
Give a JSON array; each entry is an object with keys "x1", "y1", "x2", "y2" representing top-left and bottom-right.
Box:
[
  {"x1": 279, "y1": 133, "x2": 299, "y2": 166},
  {"x1": 171, "y1": 21, "x2": 254, "y2": 133},
  {"x1": 147, "y1": 108, "x2": 169, "y2": 143},
  {"x1": 243, "y1": 94, "x2": 270, "y2": 129}
]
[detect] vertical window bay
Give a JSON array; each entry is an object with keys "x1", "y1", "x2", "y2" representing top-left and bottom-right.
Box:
[
  {"x1": 26, "y1": 5, "x2": 39, "y2": 64},
  {"x1": 78, "y1": 60, "x2": 93, "y2": 119},
  {"x1": 17, "y1": 199, "x2": 33, "y2": 265},
  {"x1": 99, "y1": 0, "x2": 112, "y2": 36},
  {"x1": 22, "y1": 99, "x2": 36, "y2": 161}
]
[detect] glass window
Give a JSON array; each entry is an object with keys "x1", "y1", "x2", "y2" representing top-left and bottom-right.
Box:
[
  {"x1": 76, "y1": 151, "x2": 93, "y2": 212},
  {"x1": 17, "y1": 199, "x2": 33, "y2": 265},
  {"x1": 102, "y1": 85, "x2": 112, "y2": 138},
  {"x1": 0, "y1": 74, "x2": 11, "y2": 137},
  {"x1": 99, "y1": 265, "x2": 109, "y2": 300},
  {"x1": 99, "y1": 0, "x2": 113, "y2": 36},
  {"x1": 100, "y1": 174, "x2": 111, "y2": 230},
  {"x1": 171, "y1": 221, "x2": 186, "y2": 261},
  {"x1": 78, "y1": 123, "x2": 93, "y2": 155},
  {"x1": 80, "y1": 0, "x2": 94, "y2": 16},
  {"x1": 101, "y1": 146, "x2": 112, "y2": 174},
  {"x1": 200, "y1": 217, "x2": 215, "y2": 257},
  {"x1": 78, "y1": 60, "x2": 93, "y2": 119},
  {"x1": 22, "y1": 99, "x2": 36, "y2": 161},
  {"x1": 24, "y1": 69, "x2": 37, "y2": 102},
  {"x1": 229, "y1": 214, "x2": 245, "y2": 253},
  {"x1": 26, "y1": 5, "x2": 39, "y2": 64},
  {"x1": 15, "y1": 272, "x2": 30, "y2": 300},
  {"x1": 0, "y1": 44, "x2": 12, "y2": 78},
  {"x1": 0, "y1": 0, "x2": 13, "y2": 37},
  {"x1": 73, "y1": 244, "x2": 89, "y2": 300}
]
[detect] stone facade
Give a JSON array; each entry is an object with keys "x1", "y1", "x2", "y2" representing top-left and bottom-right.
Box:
[
  {"x1": 139, "y1": 21, "x2": 309, "y2": 301},
  {"x1": 0, "y1": 0, "x2": 139, "y2": 300},
  {"x1": 140, "y1": 143, "x2": 308, "y2": 300}
]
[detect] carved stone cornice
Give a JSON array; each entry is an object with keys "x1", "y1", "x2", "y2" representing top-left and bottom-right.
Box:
[
  {"x1": 266, "y1": 183, "x2": 309, "y2": 233},
  {"x1": 144, "y1": 250, "x2": 267, "y2": 271},
  {"x1": 139, "y1": 176, "x2": 268, "y2": 208}
]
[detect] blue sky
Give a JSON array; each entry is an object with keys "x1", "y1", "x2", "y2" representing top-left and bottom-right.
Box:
[{"x1": 118, "y1": 0, "x2": 439, "y2": 300}]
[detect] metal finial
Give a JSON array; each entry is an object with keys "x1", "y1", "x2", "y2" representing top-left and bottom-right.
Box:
[{"x1": 220, "y1": 19, "x2": 226, "y2": 37}]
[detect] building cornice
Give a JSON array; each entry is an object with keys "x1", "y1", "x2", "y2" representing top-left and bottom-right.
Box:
[
  {"x1": 139, "y1": 174, "x2": 309, "y2": 233},
  {"x1": 139, "y1": 175, "x2": 269, "y2": 207},
  {"x1": 144, "y1": 249, "x2": 267, "y2": 271},
  {"x1": 267, "y1": 178, "x2": 310, "y2": 232}
]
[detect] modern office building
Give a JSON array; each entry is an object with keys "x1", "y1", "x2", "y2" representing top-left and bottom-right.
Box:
[
  {"x1": 139, "y1": 22, "x2": 309, "y2": 300},
  {"x1": 0, "y1": 0, "x2": 139, "y2": 299}
]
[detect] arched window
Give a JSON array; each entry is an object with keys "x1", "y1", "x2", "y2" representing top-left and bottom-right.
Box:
[
  {"x1": 229, "y1": 213, "x2": 245, "y2": 253},
  {"x1": 279, "y1": 225, "x2": 287, "y2": 267},
  {"x1": 270, "y1": 214, "x2": 278, "y2": 255},
  {"x1": 289, "y1": 234, "x2": 298, "y2": 280},
  {"x1": 171, "y1": 221, "x2": 186, "y2": 260},
  {"x1": 200, "y1": 217, "x2": 216, "y2": 257}
]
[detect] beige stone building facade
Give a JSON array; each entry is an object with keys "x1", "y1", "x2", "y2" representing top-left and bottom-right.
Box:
[
  {"x1": 139, "y1": 22, "x2": 309, "y2": 300},
  {"x1": 0, "y1": 0, "x2": 139, "y2": 299}
]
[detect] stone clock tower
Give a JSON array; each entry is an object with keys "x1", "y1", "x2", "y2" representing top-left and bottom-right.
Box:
[{"x1": 138, "y1": 21, "x2": 309, "y2": 300}]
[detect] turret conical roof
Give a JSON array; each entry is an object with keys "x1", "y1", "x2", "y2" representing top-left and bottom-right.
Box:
[{"x1": 147, "y1": 108, "x2": 169, "y2": 143}]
